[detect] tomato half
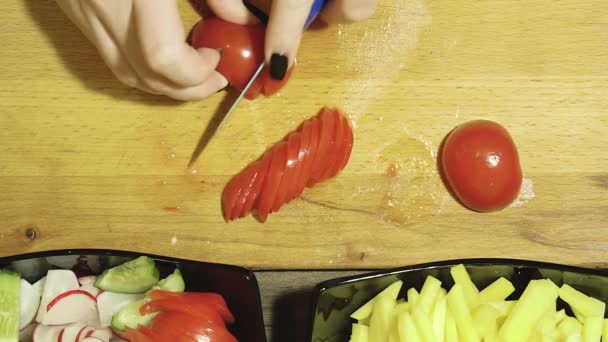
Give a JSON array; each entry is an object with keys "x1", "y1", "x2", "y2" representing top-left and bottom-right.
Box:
[
  {"x1": 190, "y1": 17, "x2": 292, "y2": 99},
  {"x1": 440, "y1": 120, "x2": 522, "y2": 212}
]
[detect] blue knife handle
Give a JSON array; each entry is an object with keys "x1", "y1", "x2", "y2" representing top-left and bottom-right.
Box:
[{"x1": 304, "y1": 0, "x2": 327, "y2": 28}]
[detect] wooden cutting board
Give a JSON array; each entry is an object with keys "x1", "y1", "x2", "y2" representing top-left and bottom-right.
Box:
[{"x1": 1, "y1": 0, "x2": 606, "y2": 269}]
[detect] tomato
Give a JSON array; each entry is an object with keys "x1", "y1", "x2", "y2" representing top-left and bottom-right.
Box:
[
  {"x1": 190, "y1": 17, "x2": 293, "y2": 99},
  {"x1": 222, "y1": 107, "x2": 354, "y2": 222},
  {"x1": 126, "y1": 291, "x2": 237, "y2": 342},
  {"x1": 440, "y1": 120, "x2": 522, "y2": 212},
  {"x1": 127, "y1": 312, "x2": 236, "y2": 342}
]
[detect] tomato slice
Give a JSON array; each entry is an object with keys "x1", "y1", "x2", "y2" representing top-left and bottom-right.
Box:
[
  {"x1": 241, "y1": 152, "x2": 272, "y2": 217},
  {"x1": 309, "y1": 107, "x2": 335, "y2": 184},
  {"x1": 321, "y1": 109, "x2": 345, "y2": 181},
  {"x1": 222, "y1": 175, "x2": 244, "y2": 221},
  {"x1": 272, "y1": 133, "x2": 300, "y2": 212},
  {"x1": 305, "y1": 117, "x2": 322, "y2": 188},
  {"x1": 145, "y1": 290, "x2": 235, "y2": 324},
  {"x1": 133, "y1": 311, "x2": 237, "y2": 342},
  {"x1": 285, "y1": 132, "x2": 305, "y2": 203},
  {"x1": 244, "y1": 72, "x2": 264, "y2": 100},
  {"x1": 342, "y1": 115, "x2": 354, "y2": 171},
  {"x1": 257, "y1": 141, "x2": 287, "y2": 222},
  {"x1": 229, "y1": 163, "x2": 258, "y2": 220},
  {"x1": 290, "y1": 120, "x2": 311, "y2": 201}
]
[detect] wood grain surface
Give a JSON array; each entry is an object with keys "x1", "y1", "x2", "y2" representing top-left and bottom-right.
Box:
[{"x1": 1, "y1": 0, "x2": 607, "y2": 269}]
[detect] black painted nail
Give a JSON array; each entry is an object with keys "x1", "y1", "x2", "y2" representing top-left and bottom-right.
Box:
[{"x1": 270, "y1": 53, "x2": 288, "y2": 80}]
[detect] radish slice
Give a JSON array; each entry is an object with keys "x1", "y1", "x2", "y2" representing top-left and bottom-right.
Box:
[
  {"x1": 36, "y1": 270, "x2": 79, "y2": 324},
  {"x1": 80, "y1": 338, "x2": 104, "y2": 342},
  {"x1": 20, "y1": 279, "x2": 41, "y2": 330},
  {"x1": 44, "y1": 290, "x2": 99, "y2": 325},
  {"x1": 76, "y1": 327, "x2": 95, "y2": 342},
  {"x1": 80, "y1": 284, "x2": 101, "y2": 298},
  {"x1": 86, "y1": 327, "x2": 112, "y2": 341},
  {"x1": 32, "y1": 324, "x2": 64, "y2": 342},
  {"x1": 57, "y1": 323, "x2": 86, "y2": 342}
]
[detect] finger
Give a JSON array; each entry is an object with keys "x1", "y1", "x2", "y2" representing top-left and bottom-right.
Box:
[
  {"x1": 132, "y1": 0, "x2": 221, "y2": 87},
  {"x1": 157, "y1": 71, "x2": 228, "y2": 101},
  {"x1": 206, "y1": 0, "x2": 259, "y2": 24},
  {"x1": 320, "y1": 0, "x2": 378, "y2": 24},
  {"x1": 265, "y1": 0, "x2": 314, "y2": 81},
  {"x1": 79, "y1": 1, "x2": 139, "y2": 88}
]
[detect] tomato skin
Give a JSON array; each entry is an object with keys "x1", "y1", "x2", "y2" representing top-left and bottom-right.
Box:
[
  {"x1": 440, "y1": 120, "x2": 522, "y2": 212},
  {"x1": 190, "y1": 17, "x2": 292, "y2": 99},
  {"x1": 222, "y1": 107, "x2": 354, "y2": 222}
]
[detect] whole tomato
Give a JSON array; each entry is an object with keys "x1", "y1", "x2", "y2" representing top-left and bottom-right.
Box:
[
  {"x1": 190, "y1": 17, "x2": 292, "y2": 99},
  {"x1": 440, "y1": 120, "x2": 522, "y2": 212}
]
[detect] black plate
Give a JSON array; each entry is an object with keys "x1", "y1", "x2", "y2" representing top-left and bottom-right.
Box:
[
  {"x1": 0, "y1": 249, "x2": 267, "y2": 342},
  {"x1": 308, "y1": 258, "x2": 608, "y2": 342}
]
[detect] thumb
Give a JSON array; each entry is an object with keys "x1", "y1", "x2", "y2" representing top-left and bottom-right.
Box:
[{"x1": 206, "y1": 0, "x2": 260, "y2": 24}]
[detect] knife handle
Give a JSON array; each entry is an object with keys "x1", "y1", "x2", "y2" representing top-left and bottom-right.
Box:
[{"x1": 304, "y1": 0, "x2": 327, "y2": 29}]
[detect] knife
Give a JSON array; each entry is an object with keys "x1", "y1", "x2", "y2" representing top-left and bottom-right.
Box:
[{"x1": 188, "y1": 0, "x2": 327, "y2": 167}]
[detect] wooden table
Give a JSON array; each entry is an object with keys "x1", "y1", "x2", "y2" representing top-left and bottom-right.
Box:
[{"x1": 1, "y1": 0, "x2": 607, "y2": 339}]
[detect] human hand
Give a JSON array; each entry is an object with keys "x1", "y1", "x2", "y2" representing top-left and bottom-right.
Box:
[
  {"x1": 205, "y1": 0, "x2": 379, "y2": 80},
  {"x1": 56, "y1": 0, "x2": 228, "y2": 101},
  {"x1": 57, "y1": 0, "x2": 377, "y2": 101}
]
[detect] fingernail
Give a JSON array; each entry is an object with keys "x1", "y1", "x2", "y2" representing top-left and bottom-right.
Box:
[{"x1": 270, "y1": 53, "x2": 288, "y2": 80}]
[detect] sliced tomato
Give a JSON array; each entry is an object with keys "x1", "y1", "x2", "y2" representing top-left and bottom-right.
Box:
[
  {"x1": 289, "y1": 121, "x2": 311, "y2": 201},
  {"x1": 145, "y1": 290, "x2": 235, "y2": 323},
  {"x1": 221, "y1": 175, "x2": 244, "y2": 221},
  {"x1": 222, "y1": 107, "x2": 355, "y2": 221},
  {"x1": 309, "y1": 108, "x2": 335, "y2": 184},
  {"x1": 129, "y1": 312, "x2": 237, "y2": 342},
  {"x1": 257, "y1": 141, "x2": 288, "y2": 221},
  {"x1": 272, "y1": 133, "x2": 301, "y2": 212},
  {"x1": 321, "y1": 109, "x2": 345, "y2": 181},
  {"x1": 305, "y1": 117, "x2": 322, "y2": 188},
  {"x1": 241, "y1": 152, "x2": 272, "y2": 217},
  {"x1": 244, "y1": 71, "x2": 264, "y2": 100},
  {"x1": 340, "y1": 113, "x2": 355, "y2": 171},
  {"x1": 228, "y1": 163, "x2": 258, "y2": 220}
]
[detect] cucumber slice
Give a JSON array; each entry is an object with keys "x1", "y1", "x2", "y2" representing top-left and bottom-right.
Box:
[
  {"x1": 154, "y1": 269, "x2": 185, "y2": 292},
  {"x1": 111, "y1": 298, "x2": 157, "y2": 332},
  {"x1": 0, "y1": 269, "x2": 20, "y2": 342},
  {"x1": 95, "y1": 256, "x2": 159, "y2": 294}
]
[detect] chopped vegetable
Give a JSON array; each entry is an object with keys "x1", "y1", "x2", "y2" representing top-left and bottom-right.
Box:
[
  {"x1": 0, "y1": 270, "x2": 20, "y2": 342},
  {"x1": 347, "y1": 264, "x2": 607, "y2": 342},
  {"x1": 222, "y1": 107, "x2": 354, "y2": 222},
  {"x1": 95, "y1": 256, "x2": 160, "y2": 294}
]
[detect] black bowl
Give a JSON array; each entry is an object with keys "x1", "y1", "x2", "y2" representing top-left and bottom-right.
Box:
[
  {"x1": 0, "y1": 249, "x2": 267, "y2": 342},
  {"x1": 308, "y1": 258, "x2": 608, "y2": 342}
]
